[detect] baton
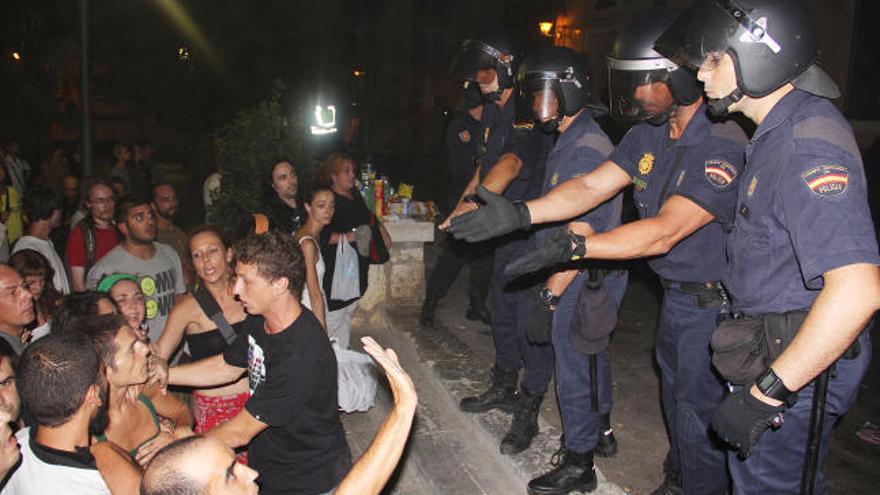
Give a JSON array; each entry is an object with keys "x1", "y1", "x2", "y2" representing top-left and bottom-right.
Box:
[
  {"x1": 590, "y1": 354, "x2": 599, "y2": 412},
  {"x1": 801, "y1": 367, "x2": 830, "y2": 495}
]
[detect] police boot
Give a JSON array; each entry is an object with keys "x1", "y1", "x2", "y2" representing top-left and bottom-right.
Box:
[
  {"x1": 419, "y1": 298, "x2": 438, "y2": 327},
  {"x1": 460, "y1": 366, "x2": 519, "y2": 413},
  {"x1": 527, "y1": 446, "x2": 597, "y2": 494},
  {"x1": 465, "y1": 300, "x2": 491, "y2": 325},
  {"x1": 595, "y1": 413, "x2": 618, "y2": 458},
  {"x1": 650, "y1": 454, "x2": 683, "y2": 495},
  {"x1": 500, "y1": 388, "x2": 543, "y2": 455}
]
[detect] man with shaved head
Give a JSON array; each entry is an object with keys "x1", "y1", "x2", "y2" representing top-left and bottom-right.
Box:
[{"x1": 141, "y1": 436, "x2": 259, "y2": 495}]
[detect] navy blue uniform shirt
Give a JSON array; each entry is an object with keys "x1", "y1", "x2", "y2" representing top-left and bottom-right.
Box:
[
  {"x1": 540, "y1": 111, "x2": 621, "y2": 234},
  {"x1": 478, "y1": 97, "x2": 516, "y2": 179},
  {"x1": 496, "y1": 123, "x2": 555, "y2": 202},
  {"x1": 445, "y1": 110, "x2": 483, "y2": 208},
  {"x1": 609, "y1": 105, "x2": 747, "y2": 283},
  {"x1": 725, "y1": 89, "x2": 880, "y2": 315}
]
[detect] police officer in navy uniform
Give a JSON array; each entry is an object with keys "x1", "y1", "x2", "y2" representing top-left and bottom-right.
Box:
[
  {"x1": 655, "y1": 1, "x2": 879, "y2": 493},
  {"x1": 450, "y1": 10, "x2": 748, "y2": 494},
  {"x1": 444, "y1": 37, "x2": 560, "y2": 456},
  {"x1": 420, "y1": 82, "x2": 494, "y2": 327},
  {"x1": 513, "y1": 46, "x2": 627, "y2": 495}
]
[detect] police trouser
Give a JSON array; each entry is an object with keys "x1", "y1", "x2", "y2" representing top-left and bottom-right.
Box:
[
  {"x1": 656, "y1": 283, "x2": 729, "y2": 495},
  {"x1": 728, "y1": 330, "x2": 871, "y2": 495},
  {"x1": 492, "y1": 238, "x2": 554, "y2": 395},
  {"x1": 554, "y1": 270, "x2": 627, "y2": 454},
  {"x1": 425, "y1": 233, "x2": 493, "y2": 304}
]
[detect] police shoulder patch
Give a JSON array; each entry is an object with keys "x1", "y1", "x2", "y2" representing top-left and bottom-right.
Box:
[
  {"x1": 458, "y1": 130, "x2": 471, "y2": 143},
  {"x1": 704, "y1": 159, "x2": 738, "y2": 188},
  {"x1": 638, "y1": 152, "x2": 654, "y2": 175},
  {"x1": 801, "y1": 163, "x2": 849, "y2": 197}
]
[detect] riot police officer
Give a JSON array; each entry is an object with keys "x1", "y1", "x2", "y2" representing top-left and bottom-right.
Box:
[
  {"x1": 655, "y1": 1, "x2": 879, "y2": 493},
  {"x1": 420, "y1": 82, "x2": 493, "y2": 327},
  {"x1": 445, "y1": 36, "x2": 557, "y2": 455},
  {"x1": 513, "y1": 46, "x2": 627, "y2": 495},
  {"x1": 450, "y1": 10, "x2": 748, "y2": 495}
]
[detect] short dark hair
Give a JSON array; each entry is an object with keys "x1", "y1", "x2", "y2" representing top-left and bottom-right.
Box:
[
  {"x1": 51, "y1": 291, "x2": 116, "y2": 334},
  {"x1": 16, "y1": 331, "x2": 100, "y2": 427},
  {"x1": 115, "y1": 192, "x2": 151, "y2": 224},
  {"x1": 141, "y1": 436, "x2": 205, "y2": 495},
  {"x1": 0, "y1": 337, "x2": 17, "y2": 368},
  {"x1": 304, "y1": 184, "x2": 335, "y2": 205},
  {"x1": 233, "y1": 231, "x2": 305, "y2": 297},
  {"x1": 22, "y1": 185, "x2": 61, "y2": 223},
  {"x1": 75, "y1": 313, "x2": 128, "y2": 371}
]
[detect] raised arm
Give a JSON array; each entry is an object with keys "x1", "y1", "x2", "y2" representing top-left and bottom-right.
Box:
[{"x1": 335, "y1": 337, "x2": 418, "y2": 495}]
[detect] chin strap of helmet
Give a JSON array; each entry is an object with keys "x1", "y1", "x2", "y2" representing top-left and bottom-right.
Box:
[
  {"x1": 537, "y1": 118, "x2": 560, "y2": 134},
  {"x1": 707, "y1": 87, "x2": 744, "y2": 117}
]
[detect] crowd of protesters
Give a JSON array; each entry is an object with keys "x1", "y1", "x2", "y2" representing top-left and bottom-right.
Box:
[{"x1": 0, "y1": 144, "x2": 416, "y2": 495}]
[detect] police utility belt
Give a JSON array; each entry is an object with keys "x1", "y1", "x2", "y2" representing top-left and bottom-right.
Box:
[
  {"x1": 659, "y1": 278, "x2": 726, "y2": 309},
  {"x1": 711, "y1": 310, "x2": 862, "y2": 385}
]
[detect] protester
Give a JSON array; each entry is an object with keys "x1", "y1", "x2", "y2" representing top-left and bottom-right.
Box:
[
  {"x1": 0, "y1": 338, "x2": 21, "y2": 489},
  {"x1": 51, "y1": 290, "x2": 117, "y2": 333},
  {"x1": 263, "y1": 159, "x2": 303, "y2": 234},
  {"x1": 80, "y1": 314, "x2": 194, "y2": 466},
  {"x1": 86, "y1": 193, "x2": 186, "y2": 343},
  {"x1": 14, "y1": 185, "x2": 70, "y2": 294},
  {"x1": 5, "y1": 331, "x2": 141, "y2": 494},
  {"x1": 2, "y1": 139, "x2": 30, "y2": 196},
  {"x1": 110, "y1": 143, "x2": 132, "y2": 191},
  {"x1": 295, "y1": 186, "x2": 335, "y2": 329},
  {"x1": 9, "y1": 250, "x2": 63, "y2": 342},
  {"x1": 155, "y1": 226, "x2": 250, "y2": 462},
  {"x1": 167, "y1": 230, "x2": 351, "y2": 495},
  {"x1": 142, "y1": 336, "x2": 417, "y2": 495},
  {"x1": 97, "y1": 273, "x2": 148, "y2": 340},
  {"x1": 151, "y1": 182, "x2": 194, "y2": 287},
  {"x1": 0, "y1": 163, "x2": 23, "y2": 247},
  {"x1": 0, "y1": 264, "x2": 34, "y2": 355},
  {"x1": 66, "y1": 178, "x2": 120, "y2": 292},
  {"x1": 317, "y1": 153, "x2": 391, "y2": 349}
]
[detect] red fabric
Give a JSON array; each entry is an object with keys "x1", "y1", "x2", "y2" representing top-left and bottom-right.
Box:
[
  {"x1": 192, "y1": 391, "x2": 250, "y2": 464},
  {"x1": 65, "y1": 224, "x2": 120, "y2": 268}
]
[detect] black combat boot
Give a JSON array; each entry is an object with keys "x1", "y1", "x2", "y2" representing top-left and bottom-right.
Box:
[
  {"x1": 527, "y1": 445, "x2": 597, "y2": 494},
  {"x1": 460, "y1": 366, "x2": 519, "y2": 413},
  {"x1": 419, "y1": 298, "x2": 438, "y2": 326},
  {"x1": 650, "y1": 453, "x2": 683, "y2": 495},
  {"x1": 500, "y1": 388, "x2": 543, "y2": 455},
  {"x1": 595, "y1": 413, "x2": 618, "y2": 458},
  {"x1": 465, "y1": 300, "x2": 491, "y2": 325}
]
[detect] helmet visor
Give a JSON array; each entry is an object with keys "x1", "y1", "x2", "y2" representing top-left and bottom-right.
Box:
[
  {"x1": 653, "y1": 0, "x2": 746, "y2": 71},
  {"x1": 450, "y1": 40, "x2": 502, "y2": 81},
  {"x1": 608, "y1": 66, "x2": 674, "y2": 122},
  {"x1": 518, "y1": 74, "x2": 562, "y2": 123}
]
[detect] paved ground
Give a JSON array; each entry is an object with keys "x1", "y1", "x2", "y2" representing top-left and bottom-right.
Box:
[{"x1": 342, "y1": 235, "x2": 880, "y2": 494}]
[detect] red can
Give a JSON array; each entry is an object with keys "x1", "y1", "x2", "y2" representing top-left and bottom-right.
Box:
[{"x1": 374, "y1": 179, "x2": 385, "y2": 216}]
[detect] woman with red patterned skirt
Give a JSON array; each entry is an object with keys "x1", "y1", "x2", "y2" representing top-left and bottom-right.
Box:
[{"x1": 156, "y1": 225, "x2": 249, "y2": 463}]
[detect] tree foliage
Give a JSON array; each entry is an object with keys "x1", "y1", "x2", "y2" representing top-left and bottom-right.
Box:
[{"x1": 209, "y1": 80, "x2": 315, "y2": 222}]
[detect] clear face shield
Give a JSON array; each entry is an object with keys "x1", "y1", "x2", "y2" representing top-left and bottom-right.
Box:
[
  {"x1": 518, "y1": 75, "x2": 562, "y2": 133},
  {"x1": 653, "y1": 0, "x2": 744, "y2": 72},
  {"x1": 607, "y1": 58, "x2": 676, "y2": 123},
  {"x1": 450, "y1": 40, "x2": 507, "y2": 101}
]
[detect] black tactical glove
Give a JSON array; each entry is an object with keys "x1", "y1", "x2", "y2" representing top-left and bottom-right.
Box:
[
  {"x1": 504, "y1": 227, "x2": 579, "y2": 278},
  {"x1": 527, "y1": 292, "x2": 554, "y2": 344},
  {"x1": 711, "y1": 388, "x2": 785, "y2": 459},
  {"x1": 449, "y1": 185, "x2": 531, "y2": 242}
]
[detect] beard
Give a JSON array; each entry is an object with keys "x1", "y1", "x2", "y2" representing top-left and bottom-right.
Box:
[{"x1": 88, "y1": 385, "x2": 111, "y2": 437}]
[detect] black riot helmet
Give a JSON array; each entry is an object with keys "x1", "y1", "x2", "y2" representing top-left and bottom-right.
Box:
[
  {"x1": 517, "y1": 46, "x2": 592, "y2": 133},
  {"x1": 450, "y1": 35, "x2": 519, "y2": 101},
  {"x1": 654, "y1": 0, "x2": 839, "y2": 115},
  {"x1": 607, "y1": 8, "x2": 702, "y2": 123}
]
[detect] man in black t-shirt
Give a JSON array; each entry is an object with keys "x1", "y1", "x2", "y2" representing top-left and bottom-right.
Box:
[{"x1": 168, "y1": 231, "x2": 350, "y2": 495}]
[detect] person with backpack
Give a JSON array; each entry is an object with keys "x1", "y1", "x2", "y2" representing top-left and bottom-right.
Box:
[{"x1": 66, "y1": 178, "x2": 120, "y2": 292}]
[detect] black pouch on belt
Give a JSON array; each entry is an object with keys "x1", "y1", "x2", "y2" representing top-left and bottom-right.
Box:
[{"x1": 710, "y1": 316, "x2": 766, "y2": 385}]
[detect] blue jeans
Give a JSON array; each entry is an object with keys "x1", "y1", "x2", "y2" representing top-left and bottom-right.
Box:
[
  {"x1": 492, "y1": 239, "x2": 554, "y2": 395},
  {"x1": 728, "y1": 331, "x2": 871, "y2": 494},
  {"x1": 553, "y1": 271, "x2": 627, "y2": 453},
  {"x1": 656, "y1": 285, "x2": 729, "y2": 495}
]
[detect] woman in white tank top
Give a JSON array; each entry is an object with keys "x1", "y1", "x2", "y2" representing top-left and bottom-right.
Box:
[{"x1": 295, "y1": 187, "x2": 335, "y2": 329}]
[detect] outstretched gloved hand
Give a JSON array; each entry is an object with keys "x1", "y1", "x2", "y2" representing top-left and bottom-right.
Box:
[
  {"x1": 505, "y1": 227, "x2": 578, "y2": 278},
  {"x1": 448, "y1": 185, "x2": 531, "y2": 242},
  {"x1": 711, "y1": 387, "x2": 785, "y2": 459}
]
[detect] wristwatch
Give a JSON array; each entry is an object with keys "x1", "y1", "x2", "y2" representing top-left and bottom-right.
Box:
[
  {"x1": 755, "y1": 368, "x2": 798, "y2": 407},
  {"x1": 538, "y1": 287, "x2": 560, "y2": 309}
]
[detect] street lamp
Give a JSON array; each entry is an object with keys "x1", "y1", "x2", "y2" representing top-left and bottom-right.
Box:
[{"x1": 11, "y1": 51, "x2": 21, "y2": 62}]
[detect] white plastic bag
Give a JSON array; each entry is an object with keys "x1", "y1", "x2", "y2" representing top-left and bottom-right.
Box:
[
  {"x1": 331, "y1": 237, "x2": 360, "y2": 301},
  {"x1": 333, "y1": 340, "x2": 378, "y2": 412}
]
